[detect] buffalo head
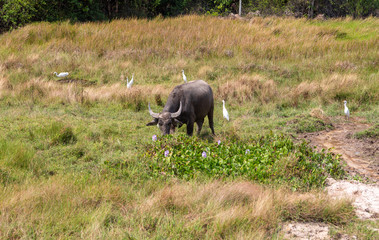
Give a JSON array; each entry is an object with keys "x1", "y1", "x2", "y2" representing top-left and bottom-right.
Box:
[{"x1": 146, "y1": 101, "x2": 183, "y2": 135}]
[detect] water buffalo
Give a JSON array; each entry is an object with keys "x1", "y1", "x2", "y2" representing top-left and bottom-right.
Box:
[{"x1": 146, "y1": 80, "x2": 215, "y2": 136}]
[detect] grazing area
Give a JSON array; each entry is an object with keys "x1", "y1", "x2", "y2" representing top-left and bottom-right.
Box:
[{"x1": 0, "y1": 16, "x2": 378, "y2": 239}]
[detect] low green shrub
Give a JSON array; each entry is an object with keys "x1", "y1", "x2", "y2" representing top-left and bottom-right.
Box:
[
  {"x1": 354, "y1": 124, "x2": 379, "y2": 139},
  {"x1": 51, "y1": 126, "x2": 77, "y2": 145},
  {"x1": 289, "y1": 115, "x2": 334, "y2": 133},
  {"x1": 143, "y1": 133, "x2": 345, "y2": 191}
]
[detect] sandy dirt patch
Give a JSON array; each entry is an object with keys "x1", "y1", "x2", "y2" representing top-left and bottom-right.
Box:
[
  {"x1": 300, "y1": 119, "x2": 378, "y2": 182},
  {"x1": 282, "y1": 222, "x2": 330, "y2": 240},
  {"x1": 326, "y1": 178, "x2": 379, "y2": 220}
]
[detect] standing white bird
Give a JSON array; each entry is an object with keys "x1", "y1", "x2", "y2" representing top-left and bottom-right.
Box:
[
  {"x1": 344, "y1": 100, "x2": 350, "y2": 120},
  {"x1": 222, "y1": 100, "x2": 229, "y2": 121},
  {"x1": 182, "y1": 70, "x2": 187, "y2": 83},
  {"x1": 53, "y1": 72, "x2": 69, "y2": 78},
  {"x1": 127, "y1": 74, "x2": 134, "y2": 89}
]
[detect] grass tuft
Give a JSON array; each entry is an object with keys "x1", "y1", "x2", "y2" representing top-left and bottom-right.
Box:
[{"x1": 51, "y1": 126, "x2": 77, "y2": 145}]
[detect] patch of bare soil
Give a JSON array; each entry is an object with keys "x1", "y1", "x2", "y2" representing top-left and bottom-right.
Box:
[
  {"x1": 326, "y1": 178, "x2": 379, "y2": 220},
  {"x1": 282, "y1": 222, "x2": 356, "y2": 240},
  {"x1": 282, "y1": 119, "x2": 378, "y2": 239},
  {"x1": 299, "y1": 118, "x2": 379, "y2": 182},
  {"x1": 283, "y1": 178, "x2": 378, "y2": 239},
  {"x1": 282, "y1": 222, "x2": 330, "y2": 240},
  {"x1": 300, "y1": 118, "x2": 379, "y2": 218}
]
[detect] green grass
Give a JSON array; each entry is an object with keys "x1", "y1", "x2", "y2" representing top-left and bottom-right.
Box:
[
  {"x1": 309, "y1": 17, "x2": 379, "y2": 41},
  {"x1": 287, "y1": 115, "x2": 334, "y2": 133},
  {"x1": 0, "y1": 16, "x2": 378, "y2": 239},
  {"x1": 0, "y1": 100, "x2": 372, "y2": 239}
]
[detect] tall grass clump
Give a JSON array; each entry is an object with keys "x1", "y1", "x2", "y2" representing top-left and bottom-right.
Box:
[
  {"x1": 0, "y1": 139, "x2": 44, "y2": 184},
  {"x1": 0, "y1": 139, "x2": 35, "y2": 170},
  {"x1": 143, "y1": 133, "x2": 345, "y2": 190},
  {"x1": 51, "y1": 126, "x2": 77, "y2": 145}
]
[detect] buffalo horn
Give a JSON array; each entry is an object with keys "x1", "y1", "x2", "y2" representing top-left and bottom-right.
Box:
[
  {"x1": 171, "y1": 101, "x2": 182, "y2": 118},
  {"x1": 148, "y1": 103, "x2": 160, "y2": 118}
]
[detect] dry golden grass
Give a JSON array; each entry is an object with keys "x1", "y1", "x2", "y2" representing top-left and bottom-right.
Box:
[
  {"x1": 288, "y1": 73, "x2": 378, "y2": 106},
  {"x1": 216, "y1": 74, "x2": 277, "y2": 104},
  {"x1": 0, "y1": 72, "x2": 370, "y2": 109},
  {"x1": 0, "y1": 77, "x2": 171, "y2": 106},
  {"x1": 292, "y1": 81, "x2": 321, "y2": 101},
  {"x1": 310, "y1": 108, "x2": 331, "y2": 123},
  {"x1": 320, "y1": 74, "x2": 362, "y2": 99},
  {"x1": 0, "y1": 176, "x2": 127, "y2": 239},
  {"x1": 0, "y1": 16, "x2": 377, "y2": 107},
  {"x1": 138, "y1": 181, "x2": 353, "y2": 239}
]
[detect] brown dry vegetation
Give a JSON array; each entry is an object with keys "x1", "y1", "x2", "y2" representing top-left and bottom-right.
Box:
[
  {"x1": 0, "y1": 178, "x2": 354, "y2": 239},
  {"x1": 0, "y1": 16, "x2": 377, "y2": 107},
  {"x1": 217, "y1": 74, "x2": 278, "y2": 104}
]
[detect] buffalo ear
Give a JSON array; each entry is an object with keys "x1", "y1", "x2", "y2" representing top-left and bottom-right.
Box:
[
  {"x1": 174, "y1": 119, "x2": 184, "y2": 128},
  {"x1": 146, "y1": 119, "x2": 158, "y2": 126}
]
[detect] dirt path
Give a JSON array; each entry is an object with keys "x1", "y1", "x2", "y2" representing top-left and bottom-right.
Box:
[
  {"x1": 283, "y1": 119, "x2": 379, "y2": 239},
  {"x1": 301, "y1": 119, "x2": 379, "y2": 182}
]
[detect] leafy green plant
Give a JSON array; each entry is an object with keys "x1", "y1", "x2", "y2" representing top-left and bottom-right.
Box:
[
  {"x1": 207, "y1": 0, "x2": 233, "y2": 16},
  {"x1": 143, "y1": 133, "x2": 345, "y2": 190}
]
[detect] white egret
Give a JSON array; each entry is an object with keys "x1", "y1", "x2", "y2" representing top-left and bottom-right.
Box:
[
  {"x1": 344, "y1": 100, "x2": 350, "y2": 120},
  {"x1": 222, "y1": 100, "x2": 229, "y2": 121},
  {"x1": 54, "y1": 72, "x2": 69, "y2": 78},
  {"x1": 182, "y1": 70, "x2": 187, "y2": 83},
  {"x1": 127, "y1": 74, "x2": 134, "y2": 89}
]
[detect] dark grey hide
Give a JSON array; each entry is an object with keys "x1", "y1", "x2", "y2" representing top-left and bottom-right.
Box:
[{"x1": 147, "y1": 80, "x2": 215, "y2": 136}]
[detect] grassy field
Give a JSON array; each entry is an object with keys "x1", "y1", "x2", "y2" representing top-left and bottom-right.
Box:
[{"x1": 0, "y1": 16, "x2": 378, "y2": 239}]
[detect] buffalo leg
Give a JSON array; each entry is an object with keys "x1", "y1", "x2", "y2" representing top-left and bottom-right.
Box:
[
  {"x1": 208, "y1": 107, "x2": 215, "y2": 135},
  {"x1": 186, "y1": 121, "x2": 194, "y2": 136},
  {"x1": 196, "y1": 119, "x2": 204, "y2": 135}
]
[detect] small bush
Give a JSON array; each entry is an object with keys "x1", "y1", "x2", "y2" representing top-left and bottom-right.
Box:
[
  {"x1": 51, "y1": 126, "x2": 77, "y2": 145},
  {"x1": 143, "y1": 133, "x2": 345, "y2": 191}
]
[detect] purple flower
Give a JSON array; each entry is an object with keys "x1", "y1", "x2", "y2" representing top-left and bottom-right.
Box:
[
  {"x1": 217, "y1": 140, "x2": 221, "y2": 145},
  {"x1": 152, "y1": 135, "x2": 157, "y2": 141},
  {"x1": 202, "y1": 151, "x2": 207, "y2": 158},
  {"x1": 164, "y1": 150, "x2": 169, "y2": 157},
  {"x1": 245, "y1": 149, "x2": 250, "y2": 155}
]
